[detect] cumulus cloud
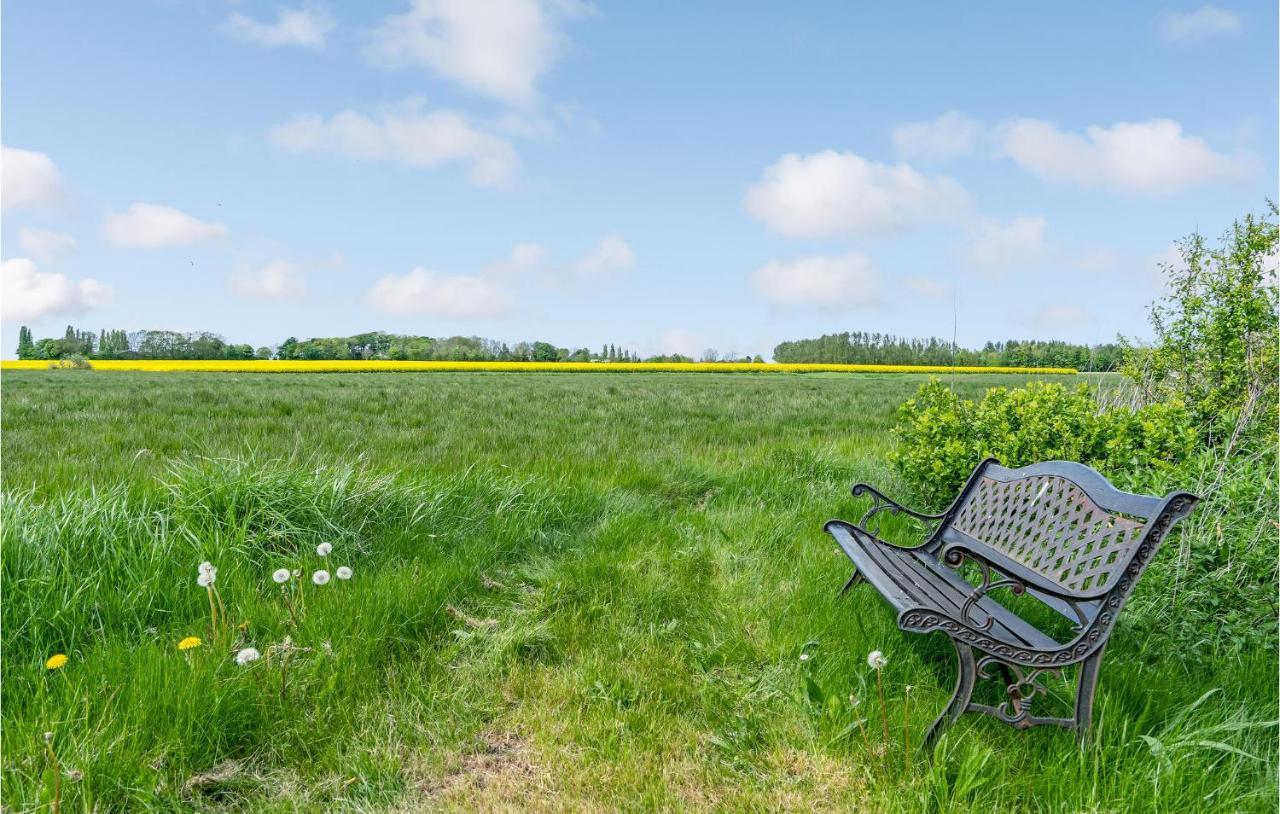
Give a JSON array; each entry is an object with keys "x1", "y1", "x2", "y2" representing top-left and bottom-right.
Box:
[
  {"x1": 995, "y1": 118, "x2": 1253, "y2": 195},
  {"x1": 1, "y1": 258, "x2": 111, "y2": 321},
  {"x1": 963, "y1": 215, "x2": 1047, "y2": 272},
  {"x1": 269, "y1": 102, "x2": 518, "y2": 186},
  {"x1": 892, "y1": 111, "x2": 985, "y2": 161},
  {"x1": 906, "y1": 276, "x2": 952, "y2": 301},
  {"x1": 366, "y1": 267, "x2": 513, "y2": 318},
  {"x1": 2, "y1": 146, "x2": 65, "y2": 211},
  {"x1": 751, "y1": 251, "x2": 881, "y2": 310},
  {"x1": 486, "y1": 241, "x2": 548, "y2": 276},
  {"x1": 19, "y1": 228, "x2": 77, "y2": 263},
  {"x1": 1156, "y1": 5, "x2": 1242, "y2": 43},
  {"x1": 365, "y1": 0, "x2": 589, "y2": 106},
  {"x1": 1032, "y1": 303, "x2": 1093, "y2": 330},
  {"x1": 743, "y1": 151, "x2": 970, "y2": 239},
  {"x1": 573, "y1": 235, "x2": 635, "y2": 277},
  {"x1": 225, "y1": 7, "x2": 335, "y2": 48},
  {"x1": 103, "y1": 203, "x2": 227, "y2": 248},
  {"x1": 229, "y1": 261, "x2": 307, "y2": 301}
]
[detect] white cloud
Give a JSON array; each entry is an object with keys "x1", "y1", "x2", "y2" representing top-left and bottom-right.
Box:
[
  {"x1": 963, "y1": 215, "x2": 1047, "y2": 272},
  {"x1": 996, "y1": 118, "x2": 1253, "y2": 195},
  {"x1": 751, "y1": 251, "x2": 881, "y2": 311},
  {"x1": 225, "y1": 7, "x2": 335, "y2": 48},
  {"x1": 1033, "y1": 304, "x2": 1093, "y2": 330},
  {"x1": 892, "y1": 112, "x2": 985, "y2": 161},
  {"x1": 229, "y1": 261, "x2": 307, "y2": 301},
  {"x1": 18, "y1": 228, "x2": 77, "y2": 263},
  {"x1": 906, "y1": 276, "x2": 952, "y2": 301},
  {"x1": 103, "y1": 203, "x2": 227, "y2": 248},
  {"x1": 366, "y1": 267, "x2": 513, "y2": 318},
  {"x1": 573, "y1": 235, "x2": 635, "y2": 277},
  {"x1": 1156, "y1": 5, "x2": 1242, "y2": 43},
  {"x1": 486, "y1": 241, "x2": 548, "y2": 276},
  {"x1": 268, "y1": 102, "x2": 518, "y2": 186},
  {"x1": 365, "y1": 0, "x2": 589, "y2": 106},
  {"x1": 743, "y1": 150, "x2": 970, "y2": 238},
  {"x1": 2, "y1": 146, "x2": 65, "y2": 211},
  {"x1": 1, "y1": 258, "x2": 111, "y2": 321}
]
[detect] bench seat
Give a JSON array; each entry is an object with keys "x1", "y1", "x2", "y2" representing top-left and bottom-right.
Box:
[{"x1": 827, "y1": 520, "x2": 1059, "y2": 652}]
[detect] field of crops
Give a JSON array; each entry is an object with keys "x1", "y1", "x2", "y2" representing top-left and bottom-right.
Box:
[
  {"x1": 2, "y1": 371, "x2": 1272, "y2": 812},
  {"x1": 0, "y1": 360, "x2": 1079, "y2": 374}
]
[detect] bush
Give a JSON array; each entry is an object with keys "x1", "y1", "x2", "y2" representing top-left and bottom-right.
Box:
[{"x1": 889, "y1": 379, "x2": 1198, "y2": 505}]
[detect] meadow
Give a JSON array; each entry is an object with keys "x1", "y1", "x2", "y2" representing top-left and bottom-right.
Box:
[{"x1": 2, "y1": 370, "x2": 1274, "y2": 812}]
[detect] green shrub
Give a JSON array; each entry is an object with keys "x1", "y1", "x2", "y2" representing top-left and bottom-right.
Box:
[{"x1": 889, "y1": 378, "x2": 1198, "y2": 505}]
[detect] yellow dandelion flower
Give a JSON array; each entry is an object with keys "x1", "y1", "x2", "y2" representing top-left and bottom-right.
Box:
[
  {"x1": 45, "y1": 653, "x2": 68, "y2": 670},
  {"x1": 177, "y1": 636, "x2": 202, "y2": 651}
]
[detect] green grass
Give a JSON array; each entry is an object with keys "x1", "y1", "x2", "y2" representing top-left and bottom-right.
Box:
[{"x1": 2, "y1": 371, "x2": 1274, "y2": 812}]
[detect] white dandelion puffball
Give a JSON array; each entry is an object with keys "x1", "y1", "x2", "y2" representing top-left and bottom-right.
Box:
[
  {"x1": 336, "y1": 566, "x2": 353, "y2": 580},
  {"x1": 199, "y1": 561, "x2": 215, "y2": 576},
  {"x1": 799, "y1": 653, "x2": 810, "y2": 662},
  {"x1": 312, "y1": 570, "x2": 331, "y2": 586},
  {"x1": 235, "y1": 647, "x2": 260, "y2": 665},
  {"x1": 867, "y1": 650, "x2": 888, "y2": 669},
  {"x1": 272, "y1": 568, "x2": 290, "y2": 584},
  {"x1": 197, "y1": 572, "x2": 215, "y2": 587},
  {"x1": 316, "y1": 542, "x2": 333, "y2": 556}
]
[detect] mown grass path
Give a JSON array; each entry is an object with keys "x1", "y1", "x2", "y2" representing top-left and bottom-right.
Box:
[{"x1": 2, "y1": 372, "x2": 1272, "y2": 811}]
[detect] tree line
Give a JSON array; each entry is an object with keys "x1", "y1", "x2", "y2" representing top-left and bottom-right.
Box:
[
  {"x1": 771, "y1": 332, "x2": 1123, "y2": 371},
  {"x1": 15, "y1": 326, "x2": 757, "y2": 364}
]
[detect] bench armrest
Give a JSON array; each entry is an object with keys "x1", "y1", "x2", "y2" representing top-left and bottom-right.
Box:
[
  {"x1": 939, "y1": 542, "x2": 1093, "y2": 629},
  {"x1": 850, "y1": 483, "x2": 948, "y2": 521}
]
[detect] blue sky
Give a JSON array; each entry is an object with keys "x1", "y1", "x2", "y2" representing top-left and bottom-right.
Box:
[{"x1": 2, "y1": 1, "x2": 1275, "y2": 359}]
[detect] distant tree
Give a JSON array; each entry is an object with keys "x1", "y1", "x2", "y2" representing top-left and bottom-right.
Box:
[
  {"x1": 16, "y1": 326, "x2": 35, "y2": 359},
  {"x1": 255, "y1": 346, "x2": 273, "y2": 360},
  {"x1": 531, "y1": 341, "x2": 559, "y2": 362}
]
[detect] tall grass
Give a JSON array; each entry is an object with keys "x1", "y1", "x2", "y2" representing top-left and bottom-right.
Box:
[{"x1": 2, "y1": 371, "x2": 1274, "y2": 811}]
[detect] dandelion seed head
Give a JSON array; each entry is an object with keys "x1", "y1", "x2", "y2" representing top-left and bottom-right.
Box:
[
  {"x1": 197, "y1": 572, "x2": 215, "y2": 587},
  {"x1": 336, "y1": 566, "x2": 353, "y2": 580},
  {"x1": 235, "y1": 647, "x2": 260, "y2": 665},
  {"x1": 867, "y1": 650, "x2": 888, "y2": 669},
  {"x1": 272, "y1": 568, "x2": 290, "y2": 584},
  {"x1": 198, "y1": 561, "x2": 215, "y2": 576},
  {"x1": 312, "y1": 570, "x2": 331, "y2": 586},
  {"x1": 316, "y1": 542, "x2": 333, "y2": 556},
  {"x1": 178, "y1": 636, "x2": 202, "y2": 651},
  {"x1": 45, "y1": 653, "x2": 68, "y2": 670},
  {"x1": 44, "y1": 731, "x2": 53, "y2": 744},
  {"x1": 799, "y1": 653, "x2": 810, "y2": 662}
]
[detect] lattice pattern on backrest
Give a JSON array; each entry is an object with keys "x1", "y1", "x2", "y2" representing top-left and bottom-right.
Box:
[{"x1": 950, "y1": 475, "x2": 1147, "y2": 593}]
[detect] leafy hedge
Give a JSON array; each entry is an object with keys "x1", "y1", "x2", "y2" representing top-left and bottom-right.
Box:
[{"x1": 889, "y1": 379, "x2": 1198, "y2": 506}]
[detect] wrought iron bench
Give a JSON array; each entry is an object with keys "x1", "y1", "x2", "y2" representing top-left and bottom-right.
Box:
[{"x1": 825, "y1": 458, "x2": 1198, "y2": 747}]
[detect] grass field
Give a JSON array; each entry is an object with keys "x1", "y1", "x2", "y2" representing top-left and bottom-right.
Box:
[{"x1": 2, "y1": 371, "x2": 1273, "y2": 812}]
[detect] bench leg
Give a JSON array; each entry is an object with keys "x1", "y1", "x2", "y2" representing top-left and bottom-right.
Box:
[
  {"x1": 923, "y1": 640, "x2": 976, "y2": 750},
  {"x1": 1074, "y1": 645, "x2": 1106, "y2": 740},
  {"x1": 839, "y1": 570, "x2": 863, "y2": 596}
]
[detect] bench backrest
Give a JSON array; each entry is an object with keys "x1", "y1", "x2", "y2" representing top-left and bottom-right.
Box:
[{"x1": 945, "y1": 461, "x2": 1171, "y2": 595}]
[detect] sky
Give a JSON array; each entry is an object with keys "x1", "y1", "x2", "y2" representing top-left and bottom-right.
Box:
[{"x1": 1, "y1": 1, "x2": 1276, "y2": 360}]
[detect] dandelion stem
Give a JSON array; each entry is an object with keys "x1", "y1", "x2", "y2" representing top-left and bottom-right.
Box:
[
  {"x1": 206, "y1": 585, "x2": 218, "y2": 634},
  {"x1": 43, "y1": 733, "x2": 61, "y2": 814},
  {"x1": 902, "y1": 690, "x2": 911, "y2": 771},
  {"x1": 876, "y1": 668, "x2": 888, "y2": 743}
]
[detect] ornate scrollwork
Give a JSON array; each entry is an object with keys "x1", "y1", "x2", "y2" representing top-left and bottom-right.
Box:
[
  {"x1": 974, "y1": 656, "x2": 1060, "y2": 727},
  {"x1": 851, "y1": 484, "x2": 945, "y2": 539}
]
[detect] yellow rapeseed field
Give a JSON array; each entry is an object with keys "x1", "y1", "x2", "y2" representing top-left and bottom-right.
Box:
[{"x1": 1, "y1": 359, "x2": 1078, "y2": 374}]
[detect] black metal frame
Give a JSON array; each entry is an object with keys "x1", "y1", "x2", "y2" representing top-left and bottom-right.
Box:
[{"x1": 825, "y1": 458, "x2": 1199, "y2": 748}]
